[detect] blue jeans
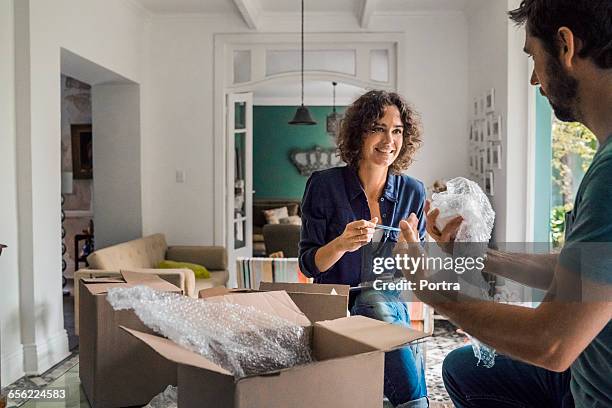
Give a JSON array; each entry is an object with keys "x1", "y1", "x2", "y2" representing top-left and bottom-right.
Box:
[
  {"x1": 351, "y1": 290, "x2": 428, "y2": 408},
  {"x1": 443, "y1": 346, "x2": 574, "y2": 408}
]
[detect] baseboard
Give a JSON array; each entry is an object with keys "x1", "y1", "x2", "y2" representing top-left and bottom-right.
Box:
[
  {"x1": 22, "y1": 329, "x2": 70, "y2": 376},
  {"x1": 1, "y1": 346, "x2": 25, "y2": 387}
]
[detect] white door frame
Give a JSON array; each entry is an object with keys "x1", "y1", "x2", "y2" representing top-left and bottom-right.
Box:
[{"x1": 213, "y1": 33, "x2": 403, "y2": 284}]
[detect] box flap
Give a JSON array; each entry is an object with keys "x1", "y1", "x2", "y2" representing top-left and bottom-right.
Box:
[
  {"x1": 85, "y1": 282, "x2": 132, "y2": 295},
  {"x1": 120, "y1": 270, "x2": 182, "y2": 292},
  {"x1": 81, "y1": 277, "x2": 125, "y2": 284},
  {"x1": 198, "y1": 287, "x2": 233, "y2": 299},
  {"x1": 315, "y1": 315, "x2": 428, "y2": 352},
  {"x1": 259, "y1": 282, "x2": 349, "y2": 297},
  {"x1": 121, "y1": 327, "x2": 232, "y2": 377},
  {"x1": 205, "y1": 291, "x2": 311, "y2": 327}
]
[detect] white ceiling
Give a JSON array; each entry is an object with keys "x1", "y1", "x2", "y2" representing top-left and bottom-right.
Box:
[{"x1": 134, "y1": 0, "x2": 468, "y2": 15}]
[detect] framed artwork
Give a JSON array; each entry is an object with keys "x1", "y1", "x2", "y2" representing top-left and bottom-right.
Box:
[
  {"x1": 71, "y1": 124, "x2": 93, "y2": 179},
  {"x1": 492, "y1": 142, "x2": 502, "y2": 169},
  {"x1": 485, "y1": 88, "x2": 495, "y2": 112},
  {"x1": 490, "y1": 115, "x2": 503, "y2": 141},
  {"x1": 479, "y1": 149, "x2": 486, "y2": 175},
  {"x1": 485, "y1": 171, "x2": 494, "y2": 195}
]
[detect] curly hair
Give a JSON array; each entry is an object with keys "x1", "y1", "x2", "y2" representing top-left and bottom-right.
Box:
[
  {"x1": 336, "y1": 90, "x2": 422, "y2": 174},
  {"x1": 509, "y1": 0, "x2": 612, "y2": 69}
]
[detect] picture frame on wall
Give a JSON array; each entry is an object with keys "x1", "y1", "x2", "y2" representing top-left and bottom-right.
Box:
[
  {"x1": 490, "y1": 115, "x2": 503, "y2": 141},
  {"x1": 485, "y1": 88, "x2": 495, "y2": 112},
  {"x1": 485, "y1": 171, "x2": 494, "y2": 195},
  {"x1": 479, "y1": 96, "x2": 486, "y2": 117},
  {"x1": 492, "y1": 142, "x2": 502, "y2": 169},
  {"x1": 71, "y1": 124, "x2": 93, "y2": 179},
  {"x1": 479, "y1": 149, "x2": 486, "y2": 175},
  {"x1": 473, "y1": 121, "x2": 480, "y2": 141}
]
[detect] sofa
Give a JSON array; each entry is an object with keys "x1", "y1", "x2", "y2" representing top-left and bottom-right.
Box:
[
  {"x1": 73, "y1": 233, "x2": 228, "y2": 335},
  {"x1": 263, "y1": 224, "x2": 301, "y2": 257},
  {"x1": 253, "y1": 199, "x2": 301, "y2": 256}
]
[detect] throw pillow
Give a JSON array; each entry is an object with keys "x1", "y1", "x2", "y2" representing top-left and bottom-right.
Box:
[
  {"x1": 263, "y1": 207, "x2": 289, "y2": 224},
  {"x1": 158, "y1": 260, "x2": 211, "y2": 279},
  {"x1": 279, "y1": 215, "x2": 302, "y2": 226}
]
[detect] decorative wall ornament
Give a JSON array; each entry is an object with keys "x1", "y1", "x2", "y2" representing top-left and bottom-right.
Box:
[{"x1": 290, "y1": 145, "x2": 342, "y2": 176}]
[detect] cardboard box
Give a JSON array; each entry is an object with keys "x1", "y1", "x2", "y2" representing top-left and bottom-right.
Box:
[
  {"x1": 125, "y1": 288, "x2": 428, "y2": 407},
  {"x1": 79, "y1": 271, "x2": 182, "y2": 408},
  {"x1": 200, "y1": 281, "x2": 351, "y2": 323}
]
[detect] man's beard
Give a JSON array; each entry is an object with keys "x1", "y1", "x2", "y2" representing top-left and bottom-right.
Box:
[{"x1": 543, "y1": 56, "x2": 580, "y2": 122}]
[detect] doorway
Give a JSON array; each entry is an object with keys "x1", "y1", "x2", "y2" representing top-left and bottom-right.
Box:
[
  {"x1": 59, "y1": 49, "x2": 143, "y2": 350},
  {"x1": 214, "y1": 33, "x2": 402, "y2": 286}
]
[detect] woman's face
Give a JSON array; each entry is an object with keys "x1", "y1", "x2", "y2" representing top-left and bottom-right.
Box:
[{"x1": 360, "y1": 105, "x2": 404, "y2": 169}]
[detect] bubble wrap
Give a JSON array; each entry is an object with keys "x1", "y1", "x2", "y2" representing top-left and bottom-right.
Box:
[
  {"x1": 431, "y1": 177, "x2": 495, "y2": 243},
  {"x1": 431, "y1": 177, "x2": 498, "y2": 367},
  {"x1": 144, "y1": 386, "x2": 177, "y2": 408},
  {"x1": 107, "y1": 286, "x2": 312, "y2": 378}
]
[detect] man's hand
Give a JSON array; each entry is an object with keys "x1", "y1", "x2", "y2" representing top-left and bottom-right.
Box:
[
  {"x1": 425, "y1": 200, "x2": 463, "y2": 246},
  {"x1": 334, "y1": 217, "x2": 378, "y2": 253}
]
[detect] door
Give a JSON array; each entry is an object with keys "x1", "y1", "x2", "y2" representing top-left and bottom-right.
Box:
[{"x1": 226, "y1": 93, "x2": 253, "y2": 287}]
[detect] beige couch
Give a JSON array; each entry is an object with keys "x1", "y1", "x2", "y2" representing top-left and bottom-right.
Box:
[{"x1": 74, "y1": 234, "x2": 228, "y2": 335}]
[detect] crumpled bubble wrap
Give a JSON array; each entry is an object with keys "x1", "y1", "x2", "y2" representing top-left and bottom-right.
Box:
[
  {"x1": 431, "y1": 177, "x2": 495, "y2": 243},
  {"x1": 431, "y1": 177, "x2": 498, "y2": 367},
  {"x1": 107, "y1": 285, "x2": 312, "y2": 378},
  {"x1": 143, "y1": 386, "x2": 177, "y2": 408}
]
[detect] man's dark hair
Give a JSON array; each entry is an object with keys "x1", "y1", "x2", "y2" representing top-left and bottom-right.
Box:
[
  {"x1": 337, "y1": 90, "x2": 422, "y2": 173},
  {"x1": 509, "y1": 0, "x2": 612, "y2": 69}
]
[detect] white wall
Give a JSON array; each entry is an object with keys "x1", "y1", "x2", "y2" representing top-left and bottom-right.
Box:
[
  {"x1": 0, "y1": 0, "x2": 25, "y2": 387},
  {"x1": 466, "y1": 0, "x2": 530, "y2": 242},
  {"x1": 93, "y1": 84, "x2": 143, "y2": 249},
  {"x1": 12, "y1": 0, "x2": 149, "y2": 378},
  {"x1": 144, "y1": 11, "x2": 469, "y2": 246}
]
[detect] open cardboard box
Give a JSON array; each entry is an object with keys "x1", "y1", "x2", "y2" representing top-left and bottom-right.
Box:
[
  {"x1": 79, "y1": 271, "x2": 183, "y2": 408},
  {"x1": 124, "y1": 286, "x2": 429, "y2": 408},
  {"x1": 200, "y1": 281, "x2": 351, "y2": 323}
]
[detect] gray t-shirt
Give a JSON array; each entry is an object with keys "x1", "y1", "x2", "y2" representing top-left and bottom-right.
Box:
[{"x1": 559, "y1": 136, "x2": 612, "y2": 407}]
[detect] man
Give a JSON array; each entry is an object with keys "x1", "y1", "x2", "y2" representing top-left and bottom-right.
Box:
[{"x1": 399, "y1": 0, "x2": 612, "y2": 406}]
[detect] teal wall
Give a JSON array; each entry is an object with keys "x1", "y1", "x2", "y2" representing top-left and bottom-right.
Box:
[
  {"x1": 253, "y1": 106, "x2": 344, "y2": 200},
  {"x1": 534, "y1": 90, "x2": 553, "y2": 243}
]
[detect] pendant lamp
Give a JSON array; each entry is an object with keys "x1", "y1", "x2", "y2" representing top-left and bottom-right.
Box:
[
  {"x1": 326, "y1": 82, "x2": 343, "y2": 136},
  {"x1": 289, "y1": 0, "x2": 316, "y2": 125}
]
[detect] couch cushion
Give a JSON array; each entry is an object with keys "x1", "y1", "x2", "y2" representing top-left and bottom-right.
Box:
[
  {"x1": 193, "y1": 270, "x2": 229, "y2": 292},
  {"x1": 87, "y1": 234, "x2": 168, "y2": 270},
  {"x1": 253, "y1": 200, "x2": 301, "y2": 228},
  {"x1": 158, "y1": 260, "x2": 211, "y2": 279}
]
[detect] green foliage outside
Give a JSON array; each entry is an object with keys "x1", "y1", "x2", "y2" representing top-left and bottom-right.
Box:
[{"x1": 550, "y1": 119, "x2": 597, "y2": 248}]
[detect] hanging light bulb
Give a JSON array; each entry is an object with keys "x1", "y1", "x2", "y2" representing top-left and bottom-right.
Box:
[
  {"x1": 289, "y1": 0, "x2": 317, "y2": 125},
  {"x1": 326, "y1": 81, "x2": 343, "y2": 136}
]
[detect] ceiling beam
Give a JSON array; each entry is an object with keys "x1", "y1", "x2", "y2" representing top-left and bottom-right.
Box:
[
  {"x1": 358, "y1": 0, "x2": 377, "y2": 29},
  {"x1": 232, "y1": 0, "x2": 260, "y2": 30}
]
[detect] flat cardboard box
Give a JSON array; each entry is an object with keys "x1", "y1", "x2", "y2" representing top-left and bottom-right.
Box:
[
  {"x1": 79, "y1": 271, "x2": 182, "y2": 408},
  {"x1": 125, "y1": 289, "x2": 429, "y2": 407},
  {"x1": 200, "y1": 281, "x2": 350, "y2": 323}
]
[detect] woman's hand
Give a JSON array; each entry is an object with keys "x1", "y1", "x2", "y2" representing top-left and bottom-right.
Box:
[
  {"x1": 399, "y1": 213, "x2": 420, "y2": 243},
  {"x1": 334, "y1": 217, "x2": 378, "y2": 253}
]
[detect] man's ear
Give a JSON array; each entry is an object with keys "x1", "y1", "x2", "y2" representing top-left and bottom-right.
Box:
[{"x1": 557, "y1": 27, "x2": 576, "y2": 68}]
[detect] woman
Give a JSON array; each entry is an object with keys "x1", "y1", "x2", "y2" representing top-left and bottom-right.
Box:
[{"x1": 299, "y1": 90, "x2": 428, "y2": 408}]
